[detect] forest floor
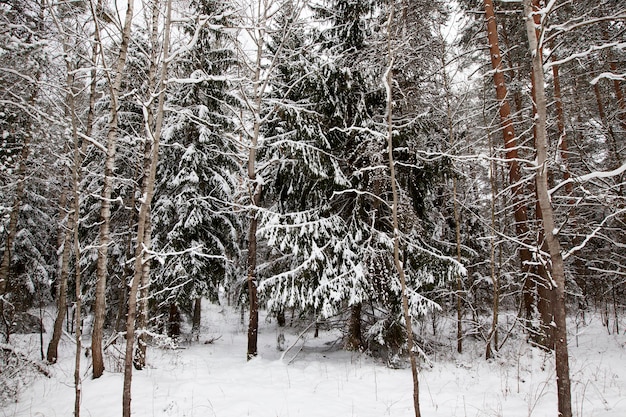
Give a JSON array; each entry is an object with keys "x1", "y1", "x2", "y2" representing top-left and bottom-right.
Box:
[{"x1": 2, "y1": 302, "x2": 625, "y2": 417}]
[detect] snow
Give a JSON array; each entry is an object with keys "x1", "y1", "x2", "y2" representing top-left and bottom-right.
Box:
[{"x1": 4, "y1": 304, "x2": 626, "y2": 417}]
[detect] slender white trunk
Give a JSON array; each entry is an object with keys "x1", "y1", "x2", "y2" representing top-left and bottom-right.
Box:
[
  {"x1": 523, "y1": 2, "x2": 572, "y2": 416},
  {"x1": 122, "y1": 0, "x2": 172, "y2": 414},
  {"x1": 91, "y1": 0, "x2": 135, "y2": 379}
]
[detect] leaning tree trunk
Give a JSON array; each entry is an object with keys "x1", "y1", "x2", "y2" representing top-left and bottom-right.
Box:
[
  {"x1": 529, "y1": 0, "x2": 555, "y2": 351},
  {"x1": 91, "y1": 0, "x2": 135, "y2": 379},
  {"x1": 523, "y1": 2, "x2": 572, "y2": 416}
]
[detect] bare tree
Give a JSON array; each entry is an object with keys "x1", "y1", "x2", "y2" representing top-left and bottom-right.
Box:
[
  {"x1": 122, "y1": 0, "x2": 172, "y2": 414},
  {"x1": 384, "y1": 4, "x2": 421, "y2": 416},
  {"x1": 91, "y1": 0, "x2": 135, "y2": 379},
  {"x1": 523, "y1": 1, "x2": 572, "y2": 415}
]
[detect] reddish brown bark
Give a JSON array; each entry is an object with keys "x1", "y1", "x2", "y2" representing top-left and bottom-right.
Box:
[{"x1": 483, "y1": 0, "x2": 533, "y2": 320}]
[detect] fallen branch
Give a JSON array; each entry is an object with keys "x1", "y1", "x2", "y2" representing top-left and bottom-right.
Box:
[{"x1": 280, "y1": 320, "x2": 317, "y2": 362}]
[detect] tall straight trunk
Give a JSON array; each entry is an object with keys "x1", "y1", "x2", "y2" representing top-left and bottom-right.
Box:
[
  {"x1": 384, "y1": 8, "x2": 420, "y2": 417},
  {"x1": 440, "y1": 34, "x2": 463, "y2": 354},
  {"x1": 91, "y1": 0, "x2": 135, "y2": 379},
  {"x1": 133, "y1": 0, "x2": 165, "y2": 370},
  {"x1": 72, "y1": 80, "x2": 85, "y2": 417},
  {"x1": 245, "y1": 0, "x2": 267, "y2": 360},
  {"x1": 133, "y1": 211, "x2": 151, "y2": 368},
  {"x1": 482, "y1": 0, "x2": 533, "y2": 324},
  {"x1": 523, "y1": 3, "x2": 572, "y2": 416},
  {"x1": 123, "y1": 0, "x2": 171, "y2": 415},
  {"x1": 46, "y1": 4, "x2": 87, "y2": 359},
  {"x1": 550, "y1": 49, "x2": 571, "y2": 192},
  {"x1": 486, "y1": 126, "x2": 500, "y2": 359},
  {"x1": 528, "y1": 0, "x2": 554, "y2": 350},
  {"x1": 453, "y1": 179, "x2": 463, "y2": 355},
  {"x1": 246, "y1": 208, "x2": 260, "y2": 359}
]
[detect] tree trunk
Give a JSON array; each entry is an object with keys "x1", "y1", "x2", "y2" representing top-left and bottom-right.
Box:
[
  {"x1": 133, "y1": 211, "x2": 152, "y2": 370},
  {"x1": 483, "y1": 0, "x2": 534, "y2": 330},
  {"x1": 246, "y1": 212, "x2": 260, "y2": 360},
  {"x1": 133, "y1": 6, "x2": 160, "y2": 365},
  {"x1": 523, "y1": 3, "x2": 572, "y2": 416},
  {"x1": 91, "y1": 0, "x2": 135, "y2": 379},
  {"x1": 47, "y1": 170, "x2": 72, "y2": 363},
  {"x1": 528, "y1": 0, "x2": 555, "y2": 350},
  {"x1": 486, "y1": 125, "x2": 499, "y2": 359},
  {"x1": 440, "y1": 33, "x2": 463, "y2": 355},
  {"x1": 384, "y1": 8, "x2": 420, "y2": 416},
  {"x1": 244, "y1": 1, "x2": 268, "y2": 359},
  {"x1": 122, "y1": 0, "x2": 171, "y2": 414},
  {"x1": 192, "y1": 297, "x2": 202, "y2": 339},
  {"x1": 453, "y1": 178, "x2": 463, "y2": 354},
  {"x1": 346, "y1": 303, "x2": 363, "y2": 351},
  {"x1": 72, "y1": 102, "x2": 84, "y2": 417},
  {"x1": 46, "y1": 28, "x2": 81, "y2": 362},
  {"x1": 550, "y1": 49, "x2": 572, "y2": 193}
]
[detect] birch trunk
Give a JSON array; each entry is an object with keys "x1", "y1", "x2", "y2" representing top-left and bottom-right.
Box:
[
  {"x1": 122, "y1": 0, "x2": 171, "y2": 414},
  {"x1": 46, "y1": 4, "x2": 80, "y2": 363},
  {"x1": 91, "y1": 0, "x2": 135, "y2": 379},
  {"x1": 47, "y1": 70, "x2": 76, "y2": 364},
  {"x1": 523, "y1": 2, "x2": 572, "y2": 415},
  {"x1": 133, "y1": 0, "x2": 165, "y2": 370}
]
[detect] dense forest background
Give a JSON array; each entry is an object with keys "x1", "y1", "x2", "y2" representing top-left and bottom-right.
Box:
[{"x1": 0, "y1": 1, "x2": 624, "y2": 416}]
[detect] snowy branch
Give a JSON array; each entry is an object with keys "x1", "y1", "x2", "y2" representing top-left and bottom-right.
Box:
[{"x1": 549, "y1": 163, "x2": 626, "y2": 195}]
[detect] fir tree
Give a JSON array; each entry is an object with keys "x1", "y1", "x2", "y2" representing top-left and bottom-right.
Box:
[{"x1": 150, "y1": 0, "x2": 241, "y2": 331}]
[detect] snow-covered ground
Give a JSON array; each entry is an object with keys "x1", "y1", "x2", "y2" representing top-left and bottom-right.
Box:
[{"x1": 2, "y1": 303, "x2": 625, "y2": 417}]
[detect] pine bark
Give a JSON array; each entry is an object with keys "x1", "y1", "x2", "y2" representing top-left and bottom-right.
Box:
[
  {"x1": 523, "y1": 2, "x2": 572, "y2": 416},
  {"x1": 482, "y1": 0, "x2": 534, "y2": 328},
  {"x1": 91, "y1": 0, "x2": 135, "y2": 379}
]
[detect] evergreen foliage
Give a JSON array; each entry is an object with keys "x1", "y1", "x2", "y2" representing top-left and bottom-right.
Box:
[{"x1": 151, "y1": 0, "x2": 242, "y2": 318}]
